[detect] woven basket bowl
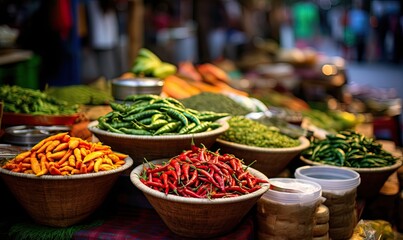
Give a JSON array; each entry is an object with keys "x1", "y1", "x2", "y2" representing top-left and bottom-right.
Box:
[
  {"x1": 88, "y1": 120, "x2": 229, "y2": 166},
  {"x1": 300, "y1": 156, "x2": 402, "y2": 198},
  {"x1": 215, "y1": 136, "x2": 310, "y2": 178},
  {"x1": 0, "y1": 157, "x2": 133, "y2": 227},
  {"x1": 130, "y1": 159, "x2": 270, "y2": 238}
]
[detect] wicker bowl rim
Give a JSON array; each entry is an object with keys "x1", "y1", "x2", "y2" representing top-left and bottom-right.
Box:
[
  {"x1": 130, "y1": 159, "x2": 270, "y2": 204},
  {"x1": 88, "y1": 120, "x2": 229, "y2": 140},
  {"x1": 0, "y1": 156, "x2": 133, "y2": 180},
  {"x1": 215, "y1": 136, "x2": 310, "y2": 153},
  {"x1": 300, "y1": 156, "x2": 402, "y2": 173}
]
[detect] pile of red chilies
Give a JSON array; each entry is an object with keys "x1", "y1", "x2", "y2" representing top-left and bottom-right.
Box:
[{"x1": 139, "y1": 144, "x2": 268, "y2": 198}]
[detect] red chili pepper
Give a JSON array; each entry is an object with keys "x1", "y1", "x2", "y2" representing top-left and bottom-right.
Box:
[
  {"x1": 196, "y1": 183, "x2": 208, "y2": 196},
  {"x1": 248, "y1": 185, "x2": 262, "y2": 193},
  {"x1": 161, "y1": 172, "x2": 169, "y2": 195},
  {"x1": 170, "y1": 159, "x2": 181, "y2": 183},
  {"x1": 246, "y1": 176, "x2": 255, "y2": 188},
  {"x1": 152, "y1": 177, "x2": 162, "y2": 183},
  {"x1": 147, "y1": 164, "x2": 169, "y2": 174},
  {"x1": 190, "y1": 143, "x2": 199, "y2": 153},
  {"x1": 185, "y1": 168, "x2": 198, "y2": 186},
  {"x1": 144, "y1": 180, "x2": 165, "y2": 189},
  {"x1": 179, "y1": 150, "x2": 192, "y2": 161},
  {"x1": 229, "y1": 158, "x2": 239, "y2": 172},
  {"x1": 198, "y1": 169, "x2": 220, "y2": 189},
  {"x1": 213, "y1": 172, "x2": 225, "y2": 192},
  {"x1": 209, "y1": 163, "x2": 222, "y2": 175},
  {"x1": 183, "y1": 187, "x2": 204, "y2": 198},
  {"x1": 253, "y1": 178, "x2": 269, "y2": 184},
  {"x1": 182, "y1": 163, "x2": 190, "y2": 182},
  {"x1": 168, "y1": 181, "x2": 178, "y2": 195},
  {"x1": 165, "y1": 170, "x2": 178, "y2": 183},
  {"x1": 225, "y1": 186, "x2": 248, "y2": 194},
  {"x1": 237, "y1": 171, "x2": 249, "y2": 180}
]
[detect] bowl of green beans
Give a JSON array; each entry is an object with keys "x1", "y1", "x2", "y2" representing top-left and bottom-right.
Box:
[
  {"x1": 300, "y1": 130, "x2": 403, "y2": 198},
  {"x1": 88, "y1": 120, "x2": 229, "y2": 167},
  {"x1": 87, "y1": 95, "x2": 231, "y2": 167}
]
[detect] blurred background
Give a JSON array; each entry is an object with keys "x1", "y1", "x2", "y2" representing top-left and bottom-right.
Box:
[{"x1": 0, "y1": 0, "x2": 401, "y2": 83}]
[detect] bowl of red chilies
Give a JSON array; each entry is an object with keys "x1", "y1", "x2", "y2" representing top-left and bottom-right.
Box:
[{"x1": 130, "y1": 143, "x2": 270, "y2": 238}]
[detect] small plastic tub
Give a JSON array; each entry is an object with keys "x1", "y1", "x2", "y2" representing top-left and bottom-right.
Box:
[
  {"x1": 256, "y1": 178, "x2": 322, "y2": 239},
  {"x1": 295, "y1": 166, "x2": 361, "y2": 240}
]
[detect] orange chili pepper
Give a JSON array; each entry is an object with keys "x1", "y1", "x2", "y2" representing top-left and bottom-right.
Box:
[
  {"x1": 30, "y1": 152, "x2": 41, "y2": 175},
  {"x1": 36, "y1": 141, "x2": 53, "y2": 154},
  {"x1": 52, "y1": 142, "x2": 69, "y2": 152},
  {"x1": 94, "y1": 157, "x2": 103, "y2": 172},
  {"x1": 86, "y1": 160, "x2": 95, "y2": 172},
  {"x1": 68, "y1": 155, "x2": 76, "y2": 167},
  {"x1": 47, "y1": 150, "x2": 67, "y2": 160},
  {"x1": 14, "y1": 151, "x2": 31, "y2": 162},
  {"x1": 57, "y1": 149, "x2": 73, "y2": 165},
  {"x1": 68, "y1": 137, "x2": 80, "y2": 149},
  {"x1": 49, "y1": 166, "x2": 62, "y2": 175},
  {"x1": 45, "y1": 140, "x2": 61, "y2": 153},
  {"x1": 83, "y1": 151, "x2": 104, "y2": 164}
]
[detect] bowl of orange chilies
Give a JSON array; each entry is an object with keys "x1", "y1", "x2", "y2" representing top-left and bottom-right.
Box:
[
  {"x1": 130, "y1": 143, "x2": 270, "y2": 238},
  {"x1": 0, "y1": 132, "x2": 133, "y2": 227}
]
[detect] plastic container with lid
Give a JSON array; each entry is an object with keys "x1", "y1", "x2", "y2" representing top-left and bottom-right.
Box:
[
  {"x1": 295, "y1": 166, "x2": 361, "y2": 240},
  {"x1": 256, "y1": 178, "x2": 323, "y2": 240}
]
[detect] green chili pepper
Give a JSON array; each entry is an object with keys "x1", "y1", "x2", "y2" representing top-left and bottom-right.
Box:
[{"x1": 154, "y1": 121, "x2": 182, "y2": 135}]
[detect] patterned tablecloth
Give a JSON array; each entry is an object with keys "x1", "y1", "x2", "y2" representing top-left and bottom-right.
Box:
[{"x1": 72, "y1": 176, "x2": 255, "y2": 240}]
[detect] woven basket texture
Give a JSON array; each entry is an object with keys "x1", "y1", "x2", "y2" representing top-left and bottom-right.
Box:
[
  {"x1": 88, "y1": 120, "x2": 229, "y2": 166},
  {"x1": 0, "y1": 157, "x2": 133, "y2": 227},
  {"x1": 130, "y1": 159, "x2": 270, "y2": 238},
  {"x1": 300, "y1": 156, "x2": 402, "y2": 198},
  {"x1": 215, "y1": 136, "x2": 310, "y2": 178}
]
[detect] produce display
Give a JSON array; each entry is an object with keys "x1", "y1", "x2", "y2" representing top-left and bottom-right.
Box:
[
  {"x1": 162, "y1": 62, "x2": 249, "y2": 99},
  {"x1": 45, "y1": 85, "x2": 114, "y2": 105},
  {"x1": 302, "y1": 109, "x2": 363, "y2": 132},
  {"x1": 131, "y1": 48, "x2": 177, "y2": 79},
  {"x1": 219, "y1": 116, "x2": 300, "y2": 148},
  {"x1": 96, "y1": 94, "x2": 229, "y2": 135},
  {"x1": 2, "y1": 132, "x2": 128, "y2": 175},
  {"x1": 180, "y1": 92, "x2": 252, "y2": 116},
  {"x1": 301, "y1": 130, "x2": 399, "y2": 168},
  {"x1": 0, "y1": 85, "x2": 79, "y2": 115},
  {"x1": 138, "y1": 143, "x2": 268, "y2": 198}
]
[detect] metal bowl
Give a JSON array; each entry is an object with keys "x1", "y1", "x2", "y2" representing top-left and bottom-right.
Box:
[{"x1": 111, "y1": 78, "x2": 164, "y2": 101}]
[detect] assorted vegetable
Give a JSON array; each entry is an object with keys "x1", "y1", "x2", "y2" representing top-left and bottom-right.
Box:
[
  {"x1": 45, "y1": 85, "x2": 114, "y2": 105},
  {"x1": 301, "y1": 130, "x2": 399, "y2": 168},
  {"x1": 97, "y1": 94, "x2": 229, "y2": 135},
  {"x1": 2, "y1": 132, "x2": 128, "y2": 176},
  {"x1": 131, "y1": 48, "x2": 177, "y2": 79},
  {"x1": 219, "y1": 116, "x2": 301, "y2": 148},
  {"x1": 138, "y1": 143, "x2": 268, "y2": 198},
  {"x1": 0, "y1": 85, "x2": 79, "y2": 115},
  {"x1": 180, "y1": 92, "x2": 252, "y2": 116}
]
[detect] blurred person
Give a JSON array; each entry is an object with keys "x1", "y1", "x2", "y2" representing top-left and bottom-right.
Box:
[
  {"x1": 347, "y1": 0, "x2": 370, "y2": 62},
  {"x1": 17, "y1": 0, "x2": 79, "y2": 88},
  {"x1": 290, "y1": 0, "x2": 320, "y2": 48},
  {"x1": 86, "y1": 0, "x2": 120, "y2": 80}
]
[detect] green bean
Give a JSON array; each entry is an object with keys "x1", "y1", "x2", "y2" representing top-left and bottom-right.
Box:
[
  {"x1": 154, "y1": 121, "x2": 182, "y2": 135},
  {"x1": 119, "y1": 128, "x2": 151, "y2": 135},
  {"x1": 123, "y1": 109, "x2": 161, "y2": 121},
  {"x1": 178, "y1": 122, "x2": 197, "y2": 134},
  {"x1": 163, "y1": 108, "x2": 188, "y2": 126}
]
